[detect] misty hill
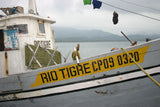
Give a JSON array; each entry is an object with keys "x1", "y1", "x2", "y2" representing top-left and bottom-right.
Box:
[
  {"x1": 53, "y1": 27, "x2": 160, "y2": 42},
  {"x1": 53, "y1": 27, "x2": 124, "y2": 42}
]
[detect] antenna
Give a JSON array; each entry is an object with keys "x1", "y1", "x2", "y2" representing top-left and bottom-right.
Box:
[{"x1": 28, "y1": 0, "x2": 38, "y2": 15}]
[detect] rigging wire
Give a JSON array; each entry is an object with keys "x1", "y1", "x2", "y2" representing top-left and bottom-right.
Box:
[
  {"x1": 119, "y1": 0, "x2": 160, "y2": 12},
  {"x1": 0, "y1": 0, "x2": 9, "y2": 7},
  {"x1": 0, "y1": 0, "x2": 23, "y2": 7},
  {"x1": 0, "y1": 0, "x2": 27, "y2": 14},
  {"x1": 101, "y1": 1, "x2": 160, "y2": 22}
]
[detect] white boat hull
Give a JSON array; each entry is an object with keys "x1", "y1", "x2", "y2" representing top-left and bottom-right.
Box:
[
  {"x1": 0, "y1": 39, "x2": 160, "y2": 107},
  {"x1": 0, "y1": 67, "x2": 160, "y2": 107}
]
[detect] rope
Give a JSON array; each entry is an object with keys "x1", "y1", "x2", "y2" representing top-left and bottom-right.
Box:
[{"x1": 121, "y1": 48, "x2": 160, "y2": 87}]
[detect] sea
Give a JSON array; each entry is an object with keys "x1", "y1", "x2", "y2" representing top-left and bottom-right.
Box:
[{"x1": 56, "y1": 41, "x2": 145, "y2": 63}]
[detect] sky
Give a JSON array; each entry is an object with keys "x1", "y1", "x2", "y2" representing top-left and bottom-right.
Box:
[{"x1": 1, "y1": 0, "x2": 160, "y2": 35}]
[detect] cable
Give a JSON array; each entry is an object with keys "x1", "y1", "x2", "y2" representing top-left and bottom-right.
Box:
[
  {"x1": 0, "y1": 0, "x2": 9, "y2": 7},
  {"x1": 101, "y1": 1, "x2": 160, "y2": 21},
  {"x1": 13, "y1": 0, "x2": 21, "y2": 7},
  {"x1": 119, "y1": 0, "x2": 160, "y2": 12}
]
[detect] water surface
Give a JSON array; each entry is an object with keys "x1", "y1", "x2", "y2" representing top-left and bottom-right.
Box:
[{"x1": 56, "y1": 41, "x2": 145, "y2": 63}]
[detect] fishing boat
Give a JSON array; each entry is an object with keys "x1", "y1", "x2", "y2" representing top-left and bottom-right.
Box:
[{"x1": 0, "y1": 0, "x2": 160, "y2": 107}]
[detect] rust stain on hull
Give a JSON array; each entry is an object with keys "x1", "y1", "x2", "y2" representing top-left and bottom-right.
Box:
[
  {"x1": 5, "y1": 51, "x2": 9, "y2": 75},
  {"x1": 95, "y1": 90, "x2": 108, "y2": 95}
]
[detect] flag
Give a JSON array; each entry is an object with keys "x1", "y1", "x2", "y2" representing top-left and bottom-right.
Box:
[
  {"x1": 92, "y1": 0, "x2": 102, "y2": 9},
  {"x1": 83, "y1": 0, "x2": 92, "y2": 5}
]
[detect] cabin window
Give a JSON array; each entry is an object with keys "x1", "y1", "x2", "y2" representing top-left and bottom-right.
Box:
[
  {"x1": 7, "y1": 24, "x2": 28, "y2": 34},
  {"x1": 15, "y1": 24, "x2": 28, "y2": 34},
  {"x1": 38, "y1": 22, "x2": 45, "y2": 34}
]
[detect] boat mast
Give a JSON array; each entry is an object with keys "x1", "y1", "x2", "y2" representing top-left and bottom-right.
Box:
[{"x1": 28, "y1": 0, "x2": 38, "y2": 15}]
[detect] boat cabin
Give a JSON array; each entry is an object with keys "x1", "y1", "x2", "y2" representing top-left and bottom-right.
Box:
[{"x1": 0, "y1": 8, "x2": 57, "y2": 78}]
